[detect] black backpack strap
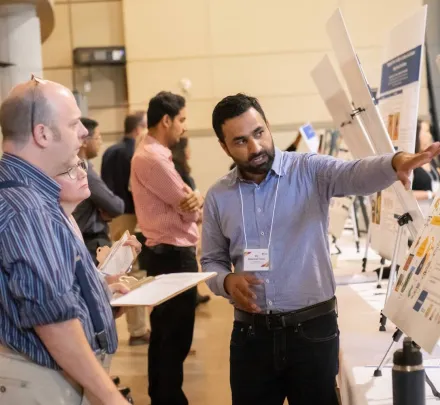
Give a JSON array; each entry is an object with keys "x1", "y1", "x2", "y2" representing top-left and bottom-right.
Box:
[{"x1": 75, "y1": 256, "x2": 109, "y2": 353}]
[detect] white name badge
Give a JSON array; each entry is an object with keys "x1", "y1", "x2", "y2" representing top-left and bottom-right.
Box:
[{"x1": 243, "y1": 249, "x2": 270, "y2": 271}]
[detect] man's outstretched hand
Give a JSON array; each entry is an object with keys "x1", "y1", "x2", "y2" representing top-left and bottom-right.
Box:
[{"x1": 392, "y1": 142, "x2": 440, "y2": 190}]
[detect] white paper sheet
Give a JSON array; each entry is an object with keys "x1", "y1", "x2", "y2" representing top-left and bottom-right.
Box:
[{"x1": 110, "y1": 272, "x2": 217, "y2": 307}]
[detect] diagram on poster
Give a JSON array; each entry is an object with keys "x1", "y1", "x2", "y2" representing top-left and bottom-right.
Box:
[{"x1": 384, "y1": 197, "x2": 440, "y2": 353}]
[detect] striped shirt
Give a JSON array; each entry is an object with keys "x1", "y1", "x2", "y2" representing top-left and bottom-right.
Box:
[
  {"x1": 131, "y1": 135, "x2": 199, "y2": 247},
  {"x1": 201, "y1": 148, "x2": 398, "y2": 315},
  {"x1": 0, "y1": 153, "x2": 118, "y2": 370}
]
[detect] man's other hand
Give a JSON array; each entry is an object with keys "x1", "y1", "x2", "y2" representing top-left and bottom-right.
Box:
[{"x1": 224, "y1": 273, "x2": 264, "y2": 313}]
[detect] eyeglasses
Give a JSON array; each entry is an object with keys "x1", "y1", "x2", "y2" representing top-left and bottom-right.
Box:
[
  {"x1": 30, "y1": 74, "x2": 46, "y2": 135},
  {"x1": 58, "y1": 160, "x2": 88, "y2": 180}
]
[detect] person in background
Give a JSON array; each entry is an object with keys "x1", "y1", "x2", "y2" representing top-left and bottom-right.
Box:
[
  {"x1": 201, "y1": 93, "x2": 440, "y2": 405},
  {"x1": 73, "y1": 117, "x2": 125, "y2": 263},
  {"x1": 0, "y1": 77, "x2": 130, "y2": 404},
  {"x1": 102, "y1": 111, "x2": 147, "y2": 240},
  {"x1": 131, "y1": 91, "x2": 203, "y2": 405},
  {"x1": 412, "y1": 119, "x2": 440, "y2": 216},
  {"x1": 171, "y1": 136, "x2": 210, "y2": 306},
  {"x1": 101, "y1": 111, "x2": 151, "y2": 346}
]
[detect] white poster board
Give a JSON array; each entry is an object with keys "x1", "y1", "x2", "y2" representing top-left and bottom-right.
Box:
[
  {"x1": 383, "y1": 197, "x2": 440, "y2": 353},
  {"x1": 370, "y1": 7, "x2": 427, "y2": 260},
  {"x1": 325, "y1": 7, "x2": 425, "y2": 244}
]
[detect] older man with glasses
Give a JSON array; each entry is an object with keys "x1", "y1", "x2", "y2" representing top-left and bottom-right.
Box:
[{"x1": 0, "y1": 77, "x2": 132, "y2": 405}]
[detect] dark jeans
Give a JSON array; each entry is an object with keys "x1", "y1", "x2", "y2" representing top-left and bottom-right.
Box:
[
  {"x1": 230, "y1": 311, "x2": 340, "y2": 405},
  {"x1": 144, "y1": 244, "x2": 197, "y2": 405}
]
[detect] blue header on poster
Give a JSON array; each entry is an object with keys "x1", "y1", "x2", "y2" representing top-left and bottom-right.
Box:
[
  {"x1": 380, "y1": 45, "x2": 422, "y2": 94},
  {"x1": 300, "y1": 124, "x2": 316, "y2": 140}
]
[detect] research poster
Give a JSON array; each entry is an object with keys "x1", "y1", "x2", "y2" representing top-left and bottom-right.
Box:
[
  {"x1": 298, "y1": 123, "x2": 319, "y2": 153},
  {"x1": 369, "y1": 7, "x2": 427, "y2": 260},
  {"x1": 383, "y1": 197, "x2": 440, "y2": 353},
  {"x1": 325, "y1": 8, "x2": 424, "y2": 244}
]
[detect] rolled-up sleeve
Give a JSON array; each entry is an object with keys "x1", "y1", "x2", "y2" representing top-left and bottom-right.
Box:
[
  {"x1": 1, "y1": 210, "x2": 80, "y2": 328},
  {"x1": 200, "y1": 190, "x2": 232, "y2": 298},
  {"x1": 310, "y1": 153, "x2": 398, "y2": 201}
]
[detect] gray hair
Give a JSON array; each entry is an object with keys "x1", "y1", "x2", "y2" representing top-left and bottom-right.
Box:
[{"x1": 0, "y1": 80, "x2": 54, "y2": 144}]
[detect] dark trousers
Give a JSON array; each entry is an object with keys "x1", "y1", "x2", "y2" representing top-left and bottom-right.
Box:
[
  {"x1": 230, "y1": 311, "x2": 340, "y2": 405},
  {"x1": 144, "y1": 244, "x2": 197, "y2": 405},
  {"x1": 134, "y1": 232, "x2": 149, "y2": 272}
]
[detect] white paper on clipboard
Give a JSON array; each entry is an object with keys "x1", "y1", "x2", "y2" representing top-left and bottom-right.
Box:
[{"x1": 97, "y1": 231, "x2": 135, "y2": 276}]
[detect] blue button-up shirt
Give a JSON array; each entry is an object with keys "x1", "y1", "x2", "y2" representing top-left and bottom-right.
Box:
[
  {"x1": 0, "y1": 154, "x2": 118, "y2": 369},
  {"x1": 201, "y1": 148, "x2": 397, "y2": 315}
]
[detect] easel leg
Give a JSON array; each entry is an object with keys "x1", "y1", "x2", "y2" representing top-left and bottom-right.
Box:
[
  {"x1": 350, "y1": 203, "x2": 360, "y2": 253},
  {"x1": 377, "y1": 257, "x2": 386, "y2": 289},
  {"x1": 378, "y1": 223, "x2": 405, "y2": 332},
  {"x1": 374, "y1": 329, "x2": 403, "y2": 376},
  {"x1": 362, "y1": 223, "x2": 372, "y2": 273}
]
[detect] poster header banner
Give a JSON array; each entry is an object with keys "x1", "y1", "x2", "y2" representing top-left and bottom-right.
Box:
[{"x1": 380, "y1": 45, "x2": 422, "y2": 94}]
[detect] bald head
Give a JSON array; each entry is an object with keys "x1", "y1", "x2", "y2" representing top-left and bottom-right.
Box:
[
  {"x1": 0, "y1": 77, "x2": 88, "y2": 177},
  {"x1": 0, "y1": 79, "x2": 73, "y2": 144}
]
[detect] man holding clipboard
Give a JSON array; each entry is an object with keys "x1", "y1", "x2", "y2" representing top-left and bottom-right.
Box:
[{"x1": 201, "y1": 93, "x2": 440, "y2": 405}]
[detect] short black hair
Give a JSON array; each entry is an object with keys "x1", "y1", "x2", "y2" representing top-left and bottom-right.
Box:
[
  {"x1": 212, "y1": 93, "x2": 268, "y2": 142},
  {"x1": 80, "y1": 117, "x2": 99, "y2": 138},
  {"x1": 147, "y1": 91, "x2": 185, "y2": 129},
  {"x1": 124, "y1": 111, "x2": 145, "y2": 134}
]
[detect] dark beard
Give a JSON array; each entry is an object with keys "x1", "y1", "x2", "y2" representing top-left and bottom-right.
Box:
[{"x1": 236, "y1": 149, "x2": 275, "y2": 175}]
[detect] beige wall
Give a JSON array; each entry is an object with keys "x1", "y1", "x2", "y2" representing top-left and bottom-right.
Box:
[
  {"x1": 41, "y1": 0, "x2": 127, "y2": 136},
  {"x1": 120, "y1": 0, "x2": 426, "y2": 191},
  {"x1": 40, "y1": 0, "x2": 427, "y2": 192},
  {"x1": 122, "y1": 0, "x2": 427, "y2": 131}
]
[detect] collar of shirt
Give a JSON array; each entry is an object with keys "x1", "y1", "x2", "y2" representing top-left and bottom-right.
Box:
[
  {"x1": 228, "y1": 147, "x2": 285, "y2": 186},
  {"x1": 123, "y1": 137, "x2": 135, "y2": 147},
  {"x1": 144, "y1": 135, "x2": 172, "y2": 161},
  {"x1": 1, "y1": 153, "x2": 61, "y2": 201}
]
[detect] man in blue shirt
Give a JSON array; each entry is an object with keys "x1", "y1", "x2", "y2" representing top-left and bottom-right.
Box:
[
  {"x1": 0, "y1": 77, "x2": 131, "y2": 405},
  {"x1": 201, "y1": 93, "x2": 440, "y2": 405}
]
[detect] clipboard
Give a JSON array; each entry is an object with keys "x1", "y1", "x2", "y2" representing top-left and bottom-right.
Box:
[
  {"x1": 110, "y1": 272, "x2": 217, "y2": 307},
  {"x1": 96, "y1": 231, "x2": 136, "y2": 276}
]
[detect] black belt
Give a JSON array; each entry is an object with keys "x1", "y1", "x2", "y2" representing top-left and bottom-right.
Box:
[
  {"x1": 148, "y1": 244, "x2": 196, "y2": 254},
  {"x1": 236, "y1": 296, "x2": 337, "y2": 331}
]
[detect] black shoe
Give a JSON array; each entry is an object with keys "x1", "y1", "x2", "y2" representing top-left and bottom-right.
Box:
[
  {"x1": 119, "y1": 386, "x2": 134, "y2": 403},
  {"x1": 112, "y1": 376, "x2": 120, "y2": 386}
]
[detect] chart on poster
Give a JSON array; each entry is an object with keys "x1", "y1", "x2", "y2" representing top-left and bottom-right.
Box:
[{"x1": 384, "y1": 196, "x2": 440, "y2": 353}]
